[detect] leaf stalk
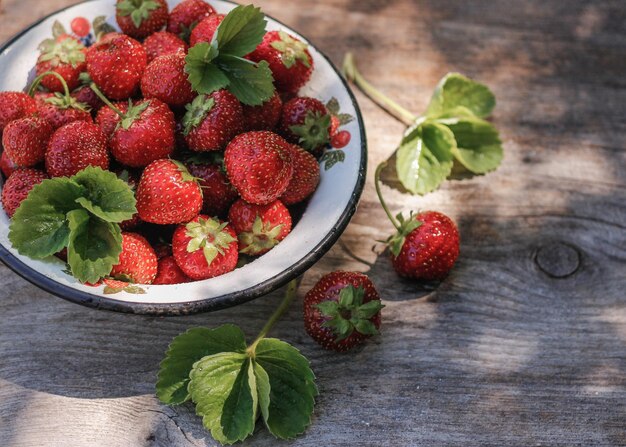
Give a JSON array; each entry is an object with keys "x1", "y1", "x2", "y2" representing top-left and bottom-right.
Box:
[{"x1": 375, "y1": 161, "x2": 401, "y2": 230}]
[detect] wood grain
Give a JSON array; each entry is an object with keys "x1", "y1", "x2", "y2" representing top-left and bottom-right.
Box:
[{"x1": 1, "y1": 0, "x2": 625, "y2": 446}]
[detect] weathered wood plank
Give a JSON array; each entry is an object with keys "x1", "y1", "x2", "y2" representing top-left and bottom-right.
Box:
[{"x1": 1, "y1": 0, "x2": 625, "y2": 446}]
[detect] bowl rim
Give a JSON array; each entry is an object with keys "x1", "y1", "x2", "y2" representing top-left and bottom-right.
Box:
[{"x1": 0, "y1": 0, "x2": 367, "y2": 316}]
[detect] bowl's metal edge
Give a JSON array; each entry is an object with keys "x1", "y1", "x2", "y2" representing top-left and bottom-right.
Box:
[{"x1": 0, "y1": 0, "x2": 368, "y2": 316}]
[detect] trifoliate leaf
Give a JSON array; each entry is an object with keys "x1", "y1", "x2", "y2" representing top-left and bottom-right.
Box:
[
  {"x1": 217, "y1": 55, "x2": 274, "y2": 106},
  {"x1": 185, "y1": 43, "x2": 226, "y2": 93},
  {"x1": 9, "y1": 178, "x2": 86, "y2": 259},
  {"x1": 254, "y1": 338, "x2": 317, "y2": 439},
  {"x1": 66, "y1": 209, "x2": 122, "y2": 284},
  {"x1": 188, "y1": 352, "x2": 250, "y2": 444},
  {"x1": 426, "y1": 73, "x2": 495, "y2": 119},
  {"x1": 72, "y1": 166, "x2": 137, "y2": 223},
  {"x1": 156, "y1": 325, "x2": 247, "y2": 405},
  {"x1": 435, "y1": 107, "x2": 503, "y2": 174},
  {"x1": 215, "y1": 5, "x2": 266, "y2": 57},
  {"x1": 395, "y1": 121, "x2": 455, "y2": 195}
]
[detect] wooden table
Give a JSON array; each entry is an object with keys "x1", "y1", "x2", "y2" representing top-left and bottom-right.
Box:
[{"x1": 1, "y1": 1, "x2": 625, "y2": 445}]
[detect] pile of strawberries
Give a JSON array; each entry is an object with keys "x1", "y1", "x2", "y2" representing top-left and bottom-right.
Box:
[{"x1": 0, "y1": 0, "x2": 351, "y2": 288}]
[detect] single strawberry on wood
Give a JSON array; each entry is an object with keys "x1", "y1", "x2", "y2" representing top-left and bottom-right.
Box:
[{"x1": 304, "y1": 271, "x2": 384, "y2": 352}]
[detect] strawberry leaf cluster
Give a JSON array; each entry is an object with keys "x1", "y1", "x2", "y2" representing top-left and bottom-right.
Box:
[
  {"x1": 157, "y1": 324, "x2": 317, "y2": 444},
  {"x1": 8, "y1": 166, "x2": 136, "y2": 283},
  {"x1": 184, "y1": 5, "x2": 274, "y2": 105},
  {"x1": 396, "y1": 73, "x2": 503, "y2": 195}
]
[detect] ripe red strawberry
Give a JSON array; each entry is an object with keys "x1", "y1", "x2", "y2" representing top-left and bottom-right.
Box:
[
  {"x1": 136, "y1": 159, "x2": 203, "y2": 224},
  {"x1": 143, "y1": 31, "x2": 188, "y2": 63},
  {"x1": 116, "y1": 0, "x2": 169, "y2": 39},
  {"x1": 95, "y1": 101, "x2": 129, "y2": 139},
  {"x1": 186, "y1": 161, "x2": 238, "y2": 217},
  {"x1": 248, "y1": 30, "x2": 313, "y2": 96},
  {"x1": 0, "y1": 92, "x2": 38, "y2": 135},
  {"x1": 242, "y1": 90, "x2": 282, "y2": 131},
  {"x1": 303, "y1": 271, "x2": 384, "y2": 352},
  {"x1": 1, "y1": 168, "x2": 48, "y2": 217},
  {"x1": 189, "y1": 13, "x2": 224, "y2": 46},
  {"x1": 172, "y1": 214, "x2": 238, "y2": 280},
  {"x1": 109, "y1": 98, "x2": 175, "y2": 167},
  {"x1": 279, "y1": 96, "x2": 330, "y2": 155},
  {"x1": 110, "y1": 232, "x2": 158, "y2": 284},
  {"x1": 182, "y1": 90, "x2": 244, "y2": 152},
  {"x1": 71, "y1": 84, "x2": 104, "y2": 114},
  {"x1": 35, "y1": 91, "x2": 92, "y2": 130},
  {"x1": 2, "y1": 116, "x2": 53, "y2": 167},
  {"x1": 115, "y1": 168, "x2": 142, "y2": 230},
  {"x1": 141, "y1": 52, "x2": 196, "y2": 108},
  {"x1": 167, "y1": 0, "x2": 216, "y2": 41},
  {"x1": 228, "y1": 199, "x2": 291, "y2": 255},
  {"x1": 388, "y1": 211, "x2": 460, "y2": 280},
  {"x1": 224, "y1": 131, "x2": 293, "y2": 205},
  {"x1": 35, "y1": 36, "x2": 86, "y2": 93},
  {"x1": 86, "y1": 34, "x2": 147, "y2": 100},
  {"x1": 152, "y1": 255, "x2": 191, "y2": 284},
  {"x1": 279, "y1": 144, "x2": 320, "y2": 205},
  {"x1": 45, "y1": 121, "x2": 109, "y2": 177},
  {"x1": 0, "y1": 152, "x2": 18, "y2": 178}
]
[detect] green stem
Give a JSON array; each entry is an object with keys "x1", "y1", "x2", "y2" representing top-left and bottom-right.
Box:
[
  {"x1": 342, "y1": 52, "x2": 418, "y2": 126},
  {"x1": 375, "y1": 161, "x2": 401, "y2": 230},
  {"x1": 88, "y1": 82, "x2": 125, "y2": 118},
  {"x1": 27, "y1": 71, "x2": 71, "y2": 98},
  {"x1": 247, "y1": 279, "x2": 297, "y2": 355}
]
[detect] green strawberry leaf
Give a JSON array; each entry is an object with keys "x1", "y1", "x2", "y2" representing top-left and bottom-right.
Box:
[
  {"x1": 156, "y1": 325, "x2": 247, "y2": 405},
  {"x1": 426, "y1": 73, "x2": 495, "y2": 119},
  {"x1": 395, "y1": 121, "x2": 455, "y2": 195},
  {"x1": 215, "y1": 4, "x2": 266, "y2": 57},
  {"x1": 9, "y1": 178, "x2": 86, "y2": 259},
  {"x1": 66, "y1": 209, "x2": 122, "y2": 284},
  {"x1": 185, "y1": 43, "x2": 226, "y2": 93},
  {"x1": 435, "y1": 106, "x2": 503, "y2": 174},
  {"x1": 254, "y1": 338, "x2": 317, "y2": 439},
  {"x1": 72, "y1": 166, "x2": 137, "y2": 223},
  {"x1": 188, "y1": 352, "x2": 251, "y2": 444},
  {"x1": 216, "y1": 55, "x2": 274, "y2": 106}
]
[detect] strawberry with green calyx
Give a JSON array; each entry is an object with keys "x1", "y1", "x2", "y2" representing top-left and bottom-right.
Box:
[
  {"x1": 110, "y1": 232, "x2": 158, "y2": 284},
  {"x1": 279, "y1": 143, "x2": 320, "y2": 205},
  {"x1": 36, "y1": 35, "x2": 86, "y2": 93},
  {"x1": 304, "y1": 271, "x2": 384, "y2": 352},
  {"x1": 1, "y1": 169, "x2": 48, "y2": 218},
  {"x1": 136, "y1": 159, "x2": 203, "y2": 224},
  {"x1": 228, "y1": 199, "x2": 292, "y2": 256},
  {"x1": 153, "y1": 255, "x2": 191, "y2": 285},
  {"x1": 143, "y1": 31, "x2": 188, "y2": 63},
  {"x1": 45, "y1": 120, "x2": 109, "y2": 177},
  {"x1": 172, "y1": 214, "x2": 238, "y2": 280},
  {"x1": 89, "y1": 84, "x2": 175, "y2": 167},
  {"x1": 116, "y1": 0, "x2": 169, "y2": 39},
  {"x1": 167, "y1": 0, "x2": 215, "y2": 42},
  {"x1": 0, "y1": 92, "x2": 38, "y2": 135},
  {"x1": 375, "y1": 161, "x2": 460, "y2": 280},
  {"x1": 182, "y1": 90, "x2": 243, "y2": 151},
  {"x1": 2, "y1": 116, "x2": 53, "y2": 167},
  {"x1": 224, "y1": 131, "x2": 294, "y2": 205},
  {"x1": 248, "y1": 30, "x2": 313, "y2": 96},
  {"x1": 279, "y1": 96, "x2": 330, "y2": 155},
  {"x1": 86, "y1": 33, "x2": 147, "y2": 100},
  {"x1": 28, "y1": 71, "x2": 92, "y2": 130},
  {"x1": 183, "y1": 5, "x2": 275, "y2": 106}
]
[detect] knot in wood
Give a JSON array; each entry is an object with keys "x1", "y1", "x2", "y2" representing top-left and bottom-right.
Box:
[{"x1": 535, "y1": 241, "x2": 581, "y2": 278}]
